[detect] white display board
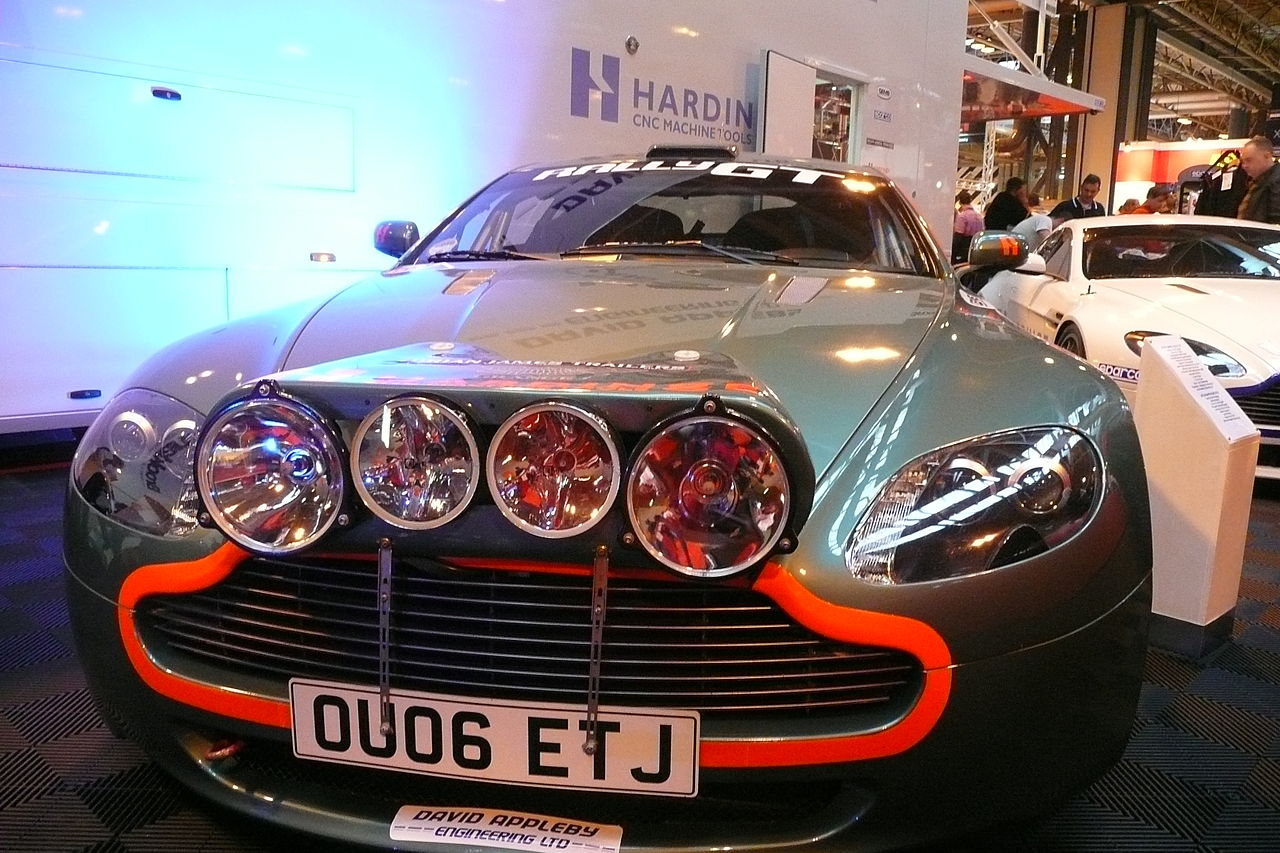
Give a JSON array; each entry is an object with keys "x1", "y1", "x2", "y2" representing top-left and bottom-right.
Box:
[{"x1": 1133, "y1": 336, "x2": 1259, "y2": 634}]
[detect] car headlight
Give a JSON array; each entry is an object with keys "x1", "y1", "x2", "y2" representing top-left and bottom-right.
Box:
[
  {"x1": 845, "y1": 427, "x2": 1100, "y2": 584},
  {"x1": 627, "y1": 414, "x2": 790, "y2": 578},
  {"x1": 351, "y1": 396, "x2": 480, "y2": 529},
  {"x1": 72, "y1": 389, "x2": 203, "y2": 538},
  {"x1": 196, "y1": 396, "x2": 346, "y2": 554},
  {"x1": 1124, "y1": 331, "x2": 1246, "y2": 378},
  {"x1": 486, "y1": 402, "x2": 620, "y2": 538}
]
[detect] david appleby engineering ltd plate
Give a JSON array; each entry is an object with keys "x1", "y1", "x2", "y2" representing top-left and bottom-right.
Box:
[{"x1": 391, "y1": 806, "x2": 624, "y2": 852}]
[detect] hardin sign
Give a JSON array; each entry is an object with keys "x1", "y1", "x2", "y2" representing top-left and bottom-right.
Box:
[{"x1": 569, "y1": 48, "x2": 757, "y2": 146}]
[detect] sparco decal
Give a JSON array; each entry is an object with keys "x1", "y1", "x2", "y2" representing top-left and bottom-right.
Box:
[
  {"x1": 1098, "y1": 363, "x2": 1141, "y2": 382},
  {"x1": 570, "y1": 47, "x2": 756, "y2": 145}
]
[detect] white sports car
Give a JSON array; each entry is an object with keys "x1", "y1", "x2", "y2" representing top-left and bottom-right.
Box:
[{"x1": 976, "y1": 214, "x2": 1280, "y2": 478}]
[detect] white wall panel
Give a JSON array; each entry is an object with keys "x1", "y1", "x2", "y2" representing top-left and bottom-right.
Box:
[
  {"x1": 0, "y1": 268, "x2": 227, "y2": 430},
  {"x1": 0, "y1": 59, "x2": 353, "y2": 190}
]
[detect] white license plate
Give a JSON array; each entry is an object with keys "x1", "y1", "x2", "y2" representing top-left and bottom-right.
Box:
[{"x1": 290, "y1": 679, "x2": 700, "y2": 796}]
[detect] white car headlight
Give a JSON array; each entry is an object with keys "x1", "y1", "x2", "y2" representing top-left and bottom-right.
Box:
[
  {"x1": 1124, "y1": 331, "x2": 1246, "y2": 378},
  {"x1": 845, "y1": 427, "x2": 1100, "y2": 584},
  {"x1": 72, "y1": 389, "x2": 203, "y2": 538}
]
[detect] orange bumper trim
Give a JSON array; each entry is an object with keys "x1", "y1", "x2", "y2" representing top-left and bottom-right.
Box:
[{"x1": 118, "y1": 550, "x2": 952, "y2": 767}]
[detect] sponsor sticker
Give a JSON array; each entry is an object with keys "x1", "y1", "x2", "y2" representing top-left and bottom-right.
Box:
[
  {"x1": 1098, "y1": 362, "x2": 1140, "y2": 383},
  {"x1": 873, "y1": 109, "x2": 892, "y2": 122},
  {"x1": 958, "y1": 288, "x2": 995, "y2": 311},
  {"x1": 865, "y1": 137, "x2": 895, "y2": 150},
  {"x1": 530, "y1": 161, "x2": 846, "y2": 184},
  {"x1": 391, "y1": 806, "x2": 623, "y2": 852}
]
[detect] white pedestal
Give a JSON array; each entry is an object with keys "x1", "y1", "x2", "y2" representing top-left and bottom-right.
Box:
[{"x1": 1133, "y1": 336, "x2": 1259, "y2": 657}]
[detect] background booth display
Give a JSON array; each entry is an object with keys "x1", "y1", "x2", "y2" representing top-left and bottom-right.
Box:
[{"x1": 0, "y1": 0, "x2": 967, "y2": 436}]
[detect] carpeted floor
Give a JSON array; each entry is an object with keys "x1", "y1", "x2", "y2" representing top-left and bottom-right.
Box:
[{"x1": 1, "y1": 440, "x2": 1278, "y2": 852}]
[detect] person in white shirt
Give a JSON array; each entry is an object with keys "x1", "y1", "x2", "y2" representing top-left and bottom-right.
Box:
[{"x1": 1011, "y1": 193, "x2": 1052, "y2": 249}]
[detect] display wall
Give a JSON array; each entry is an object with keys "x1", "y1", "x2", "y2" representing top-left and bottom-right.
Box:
[{"x1": 0, "y1": 0, "x2": 968, "y2": 432}]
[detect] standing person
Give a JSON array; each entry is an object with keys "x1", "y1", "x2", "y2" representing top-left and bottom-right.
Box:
[
  {"x1": 1128, "y1": 184, "x2": 1173, "y2": 215},
  {"x1": 983, "y1": 177, "x2": 1029, "y2": 230},
  {"x1": 1237, "y1": 136, "x2": 1280, "y2": 224},
  {"x1": 1011, "y1": 193, "x2": 1052, "y2": 248},
  {"x1": 1117, "y1": 198, "x2": 1141, "y2": 215},
  {"x1": 1049, "y1": 174, "x2": 1105, "y2": 225},
  {"x1": 952, "y1": 190, "x2": 984, "y2": 262}
]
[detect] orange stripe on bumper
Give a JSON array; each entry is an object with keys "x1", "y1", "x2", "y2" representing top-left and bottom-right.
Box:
[
  {"x1": 118, "y1": 550, "x2": 952, "y2": 767},
  {"x1": 117, "y1": 542, "x2": 290, "y2": 729},
  {"x1": 699, "y1": 561, "x2": 952, "y2": 768}
]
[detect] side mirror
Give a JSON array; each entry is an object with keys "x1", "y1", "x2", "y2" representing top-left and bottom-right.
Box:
[
  {"x1": 374, "y1": 220, "x2": 420, "y2": 258},
  {"x1": 967, "y1": 230, "x2": 1029, "y2": 269}
]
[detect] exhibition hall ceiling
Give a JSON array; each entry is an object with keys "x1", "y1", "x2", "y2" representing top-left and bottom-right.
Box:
[{"x1": 968, "y1": 0, "x2": 1280, "y2": 140}]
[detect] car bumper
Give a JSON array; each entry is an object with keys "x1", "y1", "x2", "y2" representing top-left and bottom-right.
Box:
[{"x1": 64, "y1": 484, "x2": 1150, "y2": 852}]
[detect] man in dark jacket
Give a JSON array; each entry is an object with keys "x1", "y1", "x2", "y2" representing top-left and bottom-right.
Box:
[
  {"x1": 1049, "y1": 174, "x2": 1105, "y2": 225},
  {"x1": 1237, "y1": 136, "x2": 1280, "y2": 224},
  {"x1": 983, "y1": 177, "x2": 1029, "y2": 230}
]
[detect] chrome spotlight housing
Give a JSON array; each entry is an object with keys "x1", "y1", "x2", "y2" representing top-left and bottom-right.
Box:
[
  {"x1": 351, "y1": 396, "x2": 480, "y2": 529},
  {"x1": 486, "y1": 401, "x2": 621, "y2": 538},
  {"x1": 627, "y1": 414, "x2": 790, "y2": 578},
  {"x1": 196, "y1": 396, "x2": 345, "y2": 554}
]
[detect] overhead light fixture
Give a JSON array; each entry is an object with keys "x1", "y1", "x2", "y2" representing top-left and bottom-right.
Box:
[{"x1": 1175, "y1": 117, "x2": 1193, "y2": 125}]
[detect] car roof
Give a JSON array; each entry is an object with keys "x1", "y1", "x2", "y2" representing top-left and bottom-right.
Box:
[{"x1": 1065, "y1": 214, "x2": 1280, "y2": 232}]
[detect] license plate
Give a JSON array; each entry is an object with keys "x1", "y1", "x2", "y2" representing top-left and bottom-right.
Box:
[{"x1": 290, "y1": 679, "x2": 700, "y2": 796}]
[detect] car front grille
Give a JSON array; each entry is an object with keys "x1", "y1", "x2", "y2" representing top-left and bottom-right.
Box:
[
  {"x1": 1235, "y1": 382, "x2": 1280, "y2": 430},
  {"x1": 136, "y1": 555, "x2": 923, "y2": 727}
]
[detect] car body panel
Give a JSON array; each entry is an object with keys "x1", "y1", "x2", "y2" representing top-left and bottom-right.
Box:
[{"x1": 283, "y1": 262, "x2": 945, "y2": 476}]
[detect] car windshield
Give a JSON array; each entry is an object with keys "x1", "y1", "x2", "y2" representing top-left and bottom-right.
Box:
[
  {"x1": 1081, "y1": 223, "x2": 1280, "y2": 279},
  {"x1": 400, "y1": 158, "x2": 941, "y2": 274}
]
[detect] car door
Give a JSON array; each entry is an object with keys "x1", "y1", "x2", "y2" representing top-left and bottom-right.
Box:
[
  {"x1": 1017, "y1": 229, "x2": 1080, "y2": 342},
  {"x1": 983, "y1": 230, "x2": 1069, "y2": 343}
]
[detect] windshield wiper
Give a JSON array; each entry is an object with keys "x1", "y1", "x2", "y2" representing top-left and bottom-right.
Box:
[
  {"x1": 425, "y1": 249, "x2": 544, "y2": 263},
  {"x1": 562, "y1": 240, "x2": 799, "y2": 266}
]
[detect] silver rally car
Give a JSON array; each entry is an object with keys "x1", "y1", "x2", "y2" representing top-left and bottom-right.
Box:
[{"x1": 63, "y1": 146, "x2": 1152, "y2": 851}]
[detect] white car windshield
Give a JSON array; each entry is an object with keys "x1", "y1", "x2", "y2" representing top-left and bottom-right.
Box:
[
  {"x1": 1082, "y1": 223, "x2": 1280, "y2": 279},
  {"x1": 400, "y1": 158, "x2": 941, "y2": 275}
]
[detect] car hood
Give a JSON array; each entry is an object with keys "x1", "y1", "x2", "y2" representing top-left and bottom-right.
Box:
[
  {"x1": 1100, "y1": 277, "x2": 1280, "y2": 368},
  {"x1": 283, "y1": 261, "x2": 947, "y2": 473}
]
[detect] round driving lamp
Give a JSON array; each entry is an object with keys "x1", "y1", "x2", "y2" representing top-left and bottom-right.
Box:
[
  {"x1": 352, "y1": 397, "x2": 480, "y2": 529},
  {"x1": 196, "y1": 397, "x2": 346, "y2": 554},
  {"x1": 486, "y1": 402, "x2": 621, "y2": 538},
  {"x1": 627, "y1": 415, "x2": 790, "y2": 578}
]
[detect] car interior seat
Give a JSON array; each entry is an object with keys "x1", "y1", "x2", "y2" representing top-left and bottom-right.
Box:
[
  {"x1": 1084, "y1": 245, "x2": 1127, "y2": 278},
  {"x1": 588, "y1": 205, "x2": 685, "y2": 244},
  {"x1": 725, "y1": 203, "x2": 873, "y2": 259}
]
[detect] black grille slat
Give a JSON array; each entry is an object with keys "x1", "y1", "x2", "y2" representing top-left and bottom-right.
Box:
[
  {"x1": 138, "y1": 556, "x2": 924, "y2": 723},
  {"x1": 1236, "y1": 384, "x2": 1280, "y2": 429}
]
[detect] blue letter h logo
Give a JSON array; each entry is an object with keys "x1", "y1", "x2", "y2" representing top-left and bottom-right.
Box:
[{"x1": 570, "y1": 48, "x2": 620, "y2": 122}]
